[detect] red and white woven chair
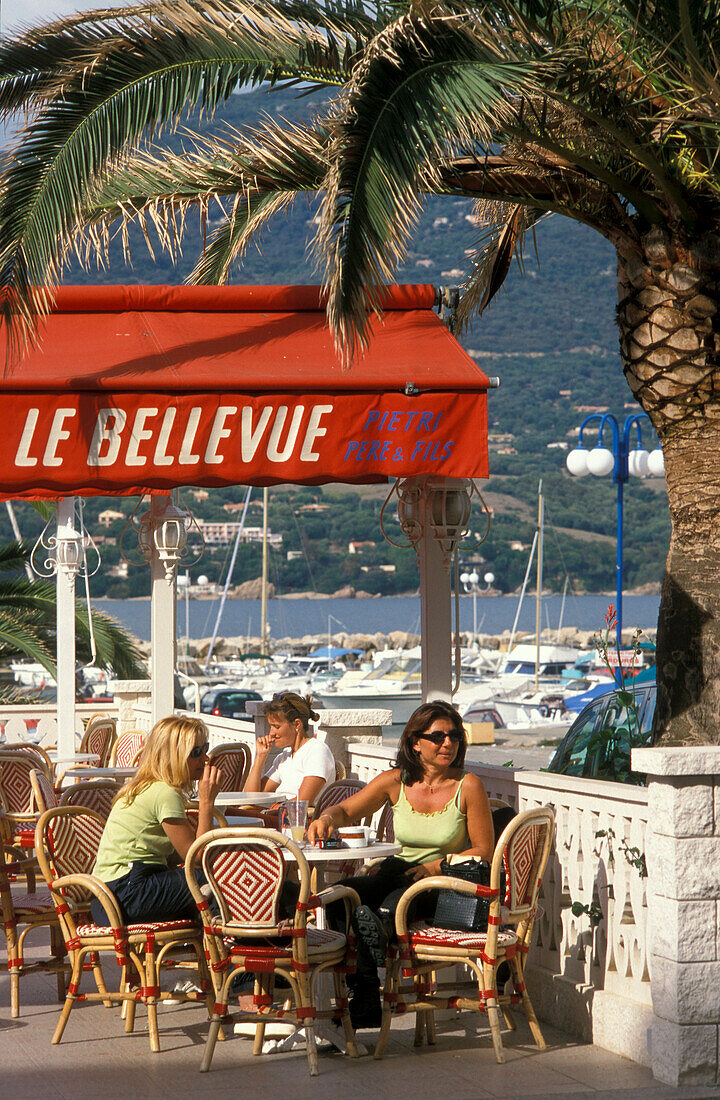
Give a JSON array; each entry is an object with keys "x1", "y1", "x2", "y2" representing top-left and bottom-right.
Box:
[
  {"x1": 374, "y1": 805, "x2": 555, "y2": 1063},
  {"x1": 0, "y1": 749, "x2": 53, "y2": 850},
  {"x1": 29, "y1": 768, "x2": 60, "y2": 814},
  {"x1": 35, "y1": 805, "x2": 213, "y2": 1052},
  {"x1": 185, "y1": 827, "x2": 361, "y2": 1076},
  {"x1": 0, "y1": 805, "x2": 67, "y2": 1017},
  {"x1": 207, "y1": 742, "x2": 252, "y2": 791},
  {"x1": 79, "y1": 716, "x2": 117, "y2": 767},
  {"x1": 59, "y1": 779, "x2": 121, "y2": 819},
  {"x1": 109, "y1": 728, "x2": 146, "y2": 767}
]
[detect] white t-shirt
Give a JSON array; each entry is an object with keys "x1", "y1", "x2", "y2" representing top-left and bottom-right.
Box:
[{"x1": 265, "y1": 737, "x2": 336, "y2": 796}]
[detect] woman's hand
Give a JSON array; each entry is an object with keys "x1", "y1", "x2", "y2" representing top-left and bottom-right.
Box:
[
  {"x1": 254, "y1": 734, "x2": 275, "y2": 760},
  {"x1": 307, "y1": 813, "x2": 336, "y2": 844},
  {"x1": 410, "y1": 858, "x2": 443, "y2": 881},
  {"x1": 197, "y1": 762, "x2": 221, "y2": 806}
]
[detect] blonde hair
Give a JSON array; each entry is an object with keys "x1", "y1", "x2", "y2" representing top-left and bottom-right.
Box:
[{"x1": 119, "y1": 715, "x2": 209, "y2": 805}]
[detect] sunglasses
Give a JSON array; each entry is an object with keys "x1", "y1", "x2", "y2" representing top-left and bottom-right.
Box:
[
  {"x1": 189, "y1": 741, "x2": 210, "y2": 759},
  {"x1": 416, "y1": 731, "x2": 462, "y2": 746}
]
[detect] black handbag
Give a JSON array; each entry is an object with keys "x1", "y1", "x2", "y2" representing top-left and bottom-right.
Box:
[{"x1": 432, "y1": 858, "x2": 495, "y2": 933}]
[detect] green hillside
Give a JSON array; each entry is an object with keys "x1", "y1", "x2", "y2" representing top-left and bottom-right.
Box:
[{"x1": 37, "y1": 86, "x2": 668, "y2": 599}]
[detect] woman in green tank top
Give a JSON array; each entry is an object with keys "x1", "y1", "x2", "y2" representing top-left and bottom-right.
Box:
[{"x1": 307, "y1": 700, "x2": 494, "y2": 1030}]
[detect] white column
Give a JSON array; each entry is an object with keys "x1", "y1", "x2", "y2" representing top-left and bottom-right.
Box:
[
  {"x1": 418, "y1": 491, "x2": 452, "y2": 701},
  {"x1": 633, "y1": 745, "x2": 720, "y2": 1088},
  {"x1": 56, "y1": 497, "x2": 79, "y2": 759},
  {"x1": 150, "y1": 497, "x2": 177, "y2": 725}
]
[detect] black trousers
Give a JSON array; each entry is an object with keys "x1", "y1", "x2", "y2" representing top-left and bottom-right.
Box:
[{"x1": 331, "y1": 857, "x2": 437, "y2": 991}]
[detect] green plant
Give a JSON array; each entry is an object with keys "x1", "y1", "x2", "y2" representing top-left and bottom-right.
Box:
[
  {"x1": 570, "y1": 900, "x2": 603, "y2": 927},
  {"x1": 595, "y1": 827, "x2": 647, "y2": 880},
  {"x1": 586, "y1": 608, "x2": 648, "y2": 784}
]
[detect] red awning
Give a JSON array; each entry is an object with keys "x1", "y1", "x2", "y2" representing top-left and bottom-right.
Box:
[{"x1": 0, "y1": 284, "x2": 489, "y2": 498}]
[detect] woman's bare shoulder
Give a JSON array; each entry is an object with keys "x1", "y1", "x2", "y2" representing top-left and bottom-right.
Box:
[{"x1": 460, "y1": 771, "x2": 490, "y2": 800}]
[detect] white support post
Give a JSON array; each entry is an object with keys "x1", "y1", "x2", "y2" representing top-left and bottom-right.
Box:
[
  {"x1": 56, "y1": 498, "x2": 79, "y2": 759},
  {"x1": 150, "y1": 497, "x2": 177, "y2": 725},
  {"x1": 418, "y1": 492, "x2": 452, "y2": 702}
]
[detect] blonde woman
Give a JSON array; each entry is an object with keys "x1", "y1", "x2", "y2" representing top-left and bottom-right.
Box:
[{"x1": 91, "y1": 716, "x2": 220, "y2": 925}]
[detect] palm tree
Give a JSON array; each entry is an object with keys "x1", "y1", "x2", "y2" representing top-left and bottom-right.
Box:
[
  {"x1": 0, "y1": 1, "x2": 718, "y2": 743},
  {"x1": 0, "y1": 541, "x2": 145, "y2": 684}
]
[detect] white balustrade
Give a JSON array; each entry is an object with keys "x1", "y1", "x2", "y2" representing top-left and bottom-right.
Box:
[{"x1": 0, "y1": 702, "x2": 114, "y2": 746}]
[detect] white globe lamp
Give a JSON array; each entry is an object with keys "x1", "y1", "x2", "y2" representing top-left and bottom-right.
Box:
[
  {"x1": 587, "y1": 447, "x2": 615, "y2": 477},
  {"x1": 566, "y1": 448, "x2": 590, "y2": 477},
  {"x1": 628, "y1": 448, "x2": 650, "y2": 477},
  {"x1": 484, "y1": 572, "x2": 495, "y2": 585},
  {"x1": 648, "y1": 448, "x2": 665, "y2": 476},
  {"x1": 197, "y1": 574, "x2": 209, "y2": 587}
]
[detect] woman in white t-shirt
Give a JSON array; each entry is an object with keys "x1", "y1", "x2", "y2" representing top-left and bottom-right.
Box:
[{"x1": 242, "y1": 692, "x2": 336, "y2": 822}]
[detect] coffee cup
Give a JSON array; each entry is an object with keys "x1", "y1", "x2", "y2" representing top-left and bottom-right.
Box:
[{"x1": 338, "y1": 825, "x2": 371, "y2": 848}]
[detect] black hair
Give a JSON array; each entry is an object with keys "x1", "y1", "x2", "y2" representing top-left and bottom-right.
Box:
[{"x1": 393, "y1": 700, "x2": 467, "y2": 785}]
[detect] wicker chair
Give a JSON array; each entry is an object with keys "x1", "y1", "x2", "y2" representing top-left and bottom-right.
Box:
[
  {"x1": 185, "y1": 827, "x2": 361, "y2": 1076},
  {"x1": 59, "y1": 779, "x2": 121, "y2": 819},
  {"x1": 207, "y1": 742, "x2": 252, "y2": 791},
  {"x1": 29, "y1": 768, "x2": 60, "y2": 813},
  {"x1": 374, "y1": 805, "x2": 556, "y2": 1063},
  {"x1": 109, "y1": 728, "x2": 146, "y2": 767},
  {"x1": 0, "y1": 805, "x2": 67, "y2": 1017},
  {"x1": 79, "y1": 716, "x2": 117, "y2": 767},
  {"x1": 34, "y1": 805, "x2": 213, "y2": 1052},
  {"x1": 0, "y1": 750, "x2": 53, "y2": 849},
  {"x1": 312, "y1": 779, "x2": 367, "y2": 821}
]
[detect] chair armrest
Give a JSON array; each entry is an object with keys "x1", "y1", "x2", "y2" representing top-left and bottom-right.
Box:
[
  {"x1": 50, "y1": 872, "x2": 125, "y2": 928},
  {"x1": 395, "y1": 875, "x2": 500, "y2": 935},
  {"x1": 308, "y1": 884, "x2": 361, "y2": 935}
]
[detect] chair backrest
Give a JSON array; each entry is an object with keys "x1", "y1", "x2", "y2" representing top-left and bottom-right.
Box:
[
  {"x1": 313, "y1": 778, "x2": 366, "y2": 820},
  {"x1": 0, "y1": 752, "x2": 42, "y2": 814},
  {"x1": 30, "y1": 768, "x2": 59, "y2": 813},
  {"x1": 187, "y1": 828, "x2": 308, "y2": 934},
  {"x1": 334, "y1": 760, "x2": 346, "y2": 781},
  {"x1": 1, "y1": 741, "x2": 54, "y2": 767},
  {"x1": 35, "y1": 805, "x2": 105, "y2": 905},
  {"x1": 375, "y1": 800, "x2": 395, "y2": 842},
  {"x1": 110, "y1": 728, "x2": 146, "y2": 767},
  {"x1": 80, "y1": 717, "x2": 116, "y2": 767},
  {"x1": 207, "y1": 743, "x2": 252, "y2": 792},
  {"x1": 494, "y1": 805, "x2": 555, "y2": 920},
  {"x1": 59, "y1": 779, "x2": 120, "y2": 819}
]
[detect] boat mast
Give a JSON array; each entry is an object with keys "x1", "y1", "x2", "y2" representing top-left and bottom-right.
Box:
[
  {"x1": 203, "y1": 486, "x2": 252, "y2": 671},
  {"x1": 261, "y1": 486, "x2": 269, "y2": 653},
  {"x1": 535, "y1": 480, "x2": 544, "y2": 693}
]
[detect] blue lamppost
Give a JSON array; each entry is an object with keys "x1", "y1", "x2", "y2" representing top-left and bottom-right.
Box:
[{"x1": 565, "y1": 413, "x2": 664, "y2": 640}]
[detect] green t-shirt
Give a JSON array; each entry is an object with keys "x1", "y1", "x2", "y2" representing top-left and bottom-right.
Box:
[{"x1": 93, "y1": 781, "x2": 188, "y2": 883}]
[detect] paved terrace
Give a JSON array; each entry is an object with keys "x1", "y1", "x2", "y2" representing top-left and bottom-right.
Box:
[{"x1": 1, "y1": 950, "x2": 715, "y2": 1100}]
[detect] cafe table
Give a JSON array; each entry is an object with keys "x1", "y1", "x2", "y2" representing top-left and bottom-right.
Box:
[
  {"x1": 236, "y1": 838, "x2": 399, "y2": 1056},
  {"x1": 48, "y1": 752, "x2": 100, "y2": 765},
  {"x1": 213, "y1": 791, "x2": 280, "y2": 808},
  {"x1": 61, "y1": 765, "x2": 137, "y2": 781}
]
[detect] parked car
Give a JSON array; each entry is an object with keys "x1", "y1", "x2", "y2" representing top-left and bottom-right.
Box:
[
  {"x1": 200, "y1": 686, "x2": 263, "y2": 720},
  {"x1": 547, "y1": 679, "x2": 656, "y2": 783}
]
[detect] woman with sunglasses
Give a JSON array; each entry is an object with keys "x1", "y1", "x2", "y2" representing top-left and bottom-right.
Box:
[
  {"x1": 241, "y1": 692, "x2": 336, "y2": 821},
  {"x1": 90, "y1": 715, "x2": 221, "y2": 925},
  {"x1": 306, "y1": 700, "x2": 493, "y2": 1029}
]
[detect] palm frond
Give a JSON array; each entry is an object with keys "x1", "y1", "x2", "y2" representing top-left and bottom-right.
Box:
[
  {"x1": 0, "y1": 0, "x2": 362, "y2": 354},
  {"x1": 317, "y1": 6, "x2": 549, "y2": 361},
  {"x1": 73, "y1": 116, "x2": 330, "y2": 279}
]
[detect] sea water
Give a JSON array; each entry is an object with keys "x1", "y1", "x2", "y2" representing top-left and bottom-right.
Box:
[{"x1": 95, "y1": 592, "x2": 661, "y2": 644}]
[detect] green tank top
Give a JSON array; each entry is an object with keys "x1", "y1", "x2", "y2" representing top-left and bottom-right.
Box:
[{"x1": 392, "y1": 774, "x2": 468, "y2": 865}]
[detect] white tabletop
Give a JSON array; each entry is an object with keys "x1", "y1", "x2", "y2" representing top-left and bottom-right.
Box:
[
  {"x1": 62, "y1": 766, "x2": 136, "y2": 779},
  {"x1": 50, "y1": 753, "x2": 100, "y2": 764},
  {"x1": 286, "y1": 840, "x2": 399, "y2": 863},
  {"x1": 214, "y1": 791, "x2": 280, "y2": 808}
]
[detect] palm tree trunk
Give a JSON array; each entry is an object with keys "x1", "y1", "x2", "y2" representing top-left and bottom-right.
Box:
[{"x1": 617, "y1": 227, "x2": 720, "y2": 745}]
